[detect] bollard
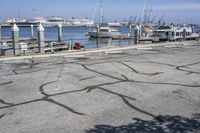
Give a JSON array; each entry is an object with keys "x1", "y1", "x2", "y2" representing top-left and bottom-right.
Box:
[
  {"x1": 96, "y1": 25, "x2": 100, "y2": 38},
  {"x1": 37, "y1": 23, "x2": 45, "y2": 53},
  {"x1": 50, "y1": 42, "x2": 54, "y2": 53},
  {"x1": 12, "y1": 23, "x2": 20, "y2": 56},
  {"x1": 129, "y1": 25, "x2": 132, "y2": 37},
  {"x1": 138, "y1": 24, "x2": 142, "y2": 39},
  {"x1": 69, "y1": 39, "x2": 72, "y2": 50},
  {"x1": 134, "y1": 25, "x2": 139, "y2": 44},
  {"x1": 183, "y1": 28, "x2": 186, "y2": 41},
  {"x1": 31, "y1": 24, "x2": 34, "y2": 39},
  {"x1": 58, "y1": 24, "x2": 62, "y2": 42}
]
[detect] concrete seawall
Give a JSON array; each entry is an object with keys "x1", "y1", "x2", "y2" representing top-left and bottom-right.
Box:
[{"x1": 0, "y1": 40, "x2": 199, "y2": 61}]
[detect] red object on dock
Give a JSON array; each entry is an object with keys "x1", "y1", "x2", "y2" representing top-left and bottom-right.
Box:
[{"x1": 74, "y1": 43, "x2": 81, "y2": 50}]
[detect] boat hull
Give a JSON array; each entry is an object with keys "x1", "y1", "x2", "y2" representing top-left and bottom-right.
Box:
[{"x1": 88, "y1": 31, "x2": 122, "y2": 38}]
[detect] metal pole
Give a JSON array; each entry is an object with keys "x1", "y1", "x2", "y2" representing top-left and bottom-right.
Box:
[
  {"x1": 58, "y1": 24, "x2": 62, "y2": 43},
  {"x1": 37, "y1": 23, "x2": 45, "y2": 53},
  {"x1": 12, "y1": 24, "x2": 20, "y2": 56},
  {"x1": 31, "y1": 24, "x2": 34, "y2": 39}
]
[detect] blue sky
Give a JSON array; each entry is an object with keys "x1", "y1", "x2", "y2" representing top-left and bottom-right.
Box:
[{"x1": 0, "y1": 0, "x2": 200, "y2": 24}]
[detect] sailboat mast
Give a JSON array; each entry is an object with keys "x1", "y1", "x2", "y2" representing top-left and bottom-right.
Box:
[
  {"x1": 141, "y1": 0, "x2": 152, "y2": 26},
  {"x1": 100, "y1": 0, "x2": 103, "y2": 23},
  {"x1": 141, "y1": 0, "x2": 147, "y2": 25}
]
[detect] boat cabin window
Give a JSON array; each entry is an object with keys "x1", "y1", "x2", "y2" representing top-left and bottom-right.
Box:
[
  {"x1": 176, "y1": 32, "x2": 180, "y2": 36},
  {"x1": 186, "y1": 32, "x2": 191, "y2": 36},
  {"x1": 99, "y1": 29, "x2": 109, "y2": 32}
]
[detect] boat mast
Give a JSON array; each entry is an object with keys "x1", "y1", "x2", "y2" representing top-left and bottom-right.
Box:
[
  {"x1": 141, "y1": 0, "x2": 152, "y2": 26},
  {"x1": 92, "y1": 0, "x2": 99, "y2": 23},
  {"x1": 100, "y1": 0, "x2": 104, "y2": 23}
]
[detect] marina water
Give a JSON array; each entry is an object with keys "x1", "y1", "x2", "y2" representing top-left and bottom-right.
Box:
[{"x1": 1, "y1": 26, "x2": 135, "y2": 49}]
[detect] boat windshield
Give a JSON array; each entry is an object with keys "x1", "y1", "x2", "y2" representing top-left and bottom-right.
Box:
[
  {"x1": 99, "y1": 29, "x2": 109, "y2": 32},
  {"x1": 158, "y1": 26, "x2": 171, "y2": 30}
]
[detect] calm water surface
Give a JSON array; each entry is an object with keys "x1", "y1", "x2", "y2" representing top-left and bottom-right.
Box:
[{"x1": 1, "y1": 26, "x2": 134, "y2": 48}]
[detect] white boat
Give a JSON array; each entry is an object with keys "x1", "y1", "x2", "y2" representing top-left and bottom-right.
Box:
[
  {"x1": 88, "y1": 26, "x2": 121, "y2": 38},
  {"x1": 28, "y1": 16, "x2": 47, "y2": 24},
  {"x1": 107, "y1": 22, "x2": 121, "y2": 27},
  {"x1": 5, "y1": 18, "x2": 16, "y2": 23},
  {"x1": 45, "y1": 16, "x2": 65, "y2": 26},
  {"x1": 80, "y1": 17, "x2": 94, "y2": 26},
  {"x1": 87, "y1": 0, "x2": 122, "y2": 38},
  {"x1": 153, "y1": 24, "x2": 199, "y2": 41},
  {"x1": 65, "y1": 17, "x2": 82, "y2": 26}
]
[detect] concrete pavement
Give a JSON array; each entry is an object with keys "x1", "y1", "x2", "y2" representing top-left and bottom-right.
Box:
[{"x1": 0, "y1": 42, "x2": 200, "y2": 133}]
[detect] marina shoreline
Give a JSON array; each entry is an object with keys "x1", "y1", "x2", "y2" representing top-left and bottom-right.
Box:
[{"x1": 0, "y1": 40, "x2": 199, "y2": 61}]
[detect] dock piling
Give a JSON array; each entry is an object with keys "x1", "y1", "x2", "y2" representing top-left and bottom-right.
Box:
[
  {"x1": 69, "y1": 39, "x2": 72, "y2": 50},
  {"x1": 134, "y1": 25, "x2": 139, "y2": 44},
  {"x1": 12, "y1": 23, "x2": 20, "y2": 56},
  {"x1": 183, "y1": 28, "x2": 186, "y2": 41},
  {"x1": 128, "y1": 25, "x2": 132, "y2": 37},
  {"x1": 58, "y1": 24, "x2": 62, "y2": 42},
  {"x1": 31, "y1": 24, "x2": 34, "y2": 39},
  {"x1": 37, "y1": 23, "x2": 45, "y2": 53}
]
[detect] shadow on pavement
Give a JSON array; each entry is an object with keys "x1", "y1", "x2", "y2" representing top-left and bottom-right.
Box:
[{"x1": 86, "y1": 114, "x2": 200, "y2": 133}]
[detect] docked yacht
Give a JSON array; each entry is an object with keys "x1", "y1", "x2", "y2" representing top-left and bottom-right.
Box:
[
  {"x1": 65, "y1": 17, "x2": 82, "y2": 26},
  {"x1": 28, "y1": 16, "x2": 47, "y2": 24},
  {"x1": 80, "y1": 17, "x2": 94, "y2": 26},
  {"x1": 87, "y1": 26, "x2": 121, "y2": 38},
  {"x1": 45, "y1": 16, "x2": 65, "y2": 26},
  {"x1": 153, "y1": 24, "x2": 199, "y2": 41}
]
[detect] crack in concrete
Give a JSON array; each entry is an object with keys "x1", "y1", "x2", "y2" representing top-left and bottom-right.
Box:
[
  {"x1": 80, "y1": 76, "x2": 96, "y2": 81},
  {"x1": 0, "y1": 113, "x2": 6, "y2": 119},
  {"x1": 0, "y1": 81, "x2": 86, "y2": 116},
  {"x1": 119, "y1": 61, "x2": 164, "y2": 76},
  {"x1": 141, "y1": 61, "x2": 200, "y2": 75},
  {"x1": 0, "y1": 81, "x2": 13, "y2": 86},
  {"x1": 0, "y1": 99, "x2": 14, "y2": 106}
]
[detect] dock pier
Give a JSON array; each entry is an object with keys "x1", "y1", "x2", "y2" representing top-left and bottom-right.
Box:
[{"x1": 0, "y1": 23, "x2": 199, "y2": 57}]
